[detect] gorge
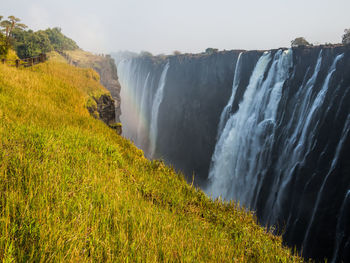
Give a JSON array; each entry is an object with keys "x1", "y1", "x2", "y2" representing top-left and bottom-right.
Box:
[{"x1": 115, "y1": 45, "x2": 350, "y2": 262}]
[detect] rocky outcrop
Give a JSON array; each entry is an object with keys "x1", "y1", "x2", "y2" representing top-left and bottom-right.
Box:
[
  {"x1": 87, "y1": 94, "x2": 122, "y2": 135},
  {"x1": 63, "y1": 50, "x2": 122, "y2": 122},
  {"x1": 91, "y1": 55, "x2": 122, "y2": 122}
]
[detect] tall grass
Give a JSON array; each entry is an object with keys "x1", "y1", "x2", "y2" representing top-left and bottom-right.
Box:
[{"x1": 0, "y1": 56, "x2": 306, "y2": 262}]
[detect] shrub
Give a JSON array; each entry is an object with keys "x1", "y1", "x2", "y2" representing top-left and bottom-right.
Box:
[
  {"x1": 291, "y1": 37, "x2": 312, "y2": 47},
  {"x1": 342, "y1": 29, "x2": 350, "y2": 45}
]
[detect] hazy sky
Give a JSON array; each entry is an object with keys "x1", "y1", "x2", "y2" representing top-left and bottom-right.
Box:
[{"x1": 2, "y1": 0, "x2": 350, "y2": 54}]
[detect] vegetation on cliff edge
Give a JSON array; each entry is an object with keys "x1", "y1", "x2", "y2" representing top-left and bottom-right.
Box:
[{"x1": 0, "y1": 53, "x2": 306, "y2": 262}]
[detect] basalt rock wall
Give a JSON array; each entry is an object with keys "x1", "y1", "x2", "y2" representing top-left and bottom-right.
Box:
[{"x1": 117, "y1": 46, "x2": 350, "y2": 262}]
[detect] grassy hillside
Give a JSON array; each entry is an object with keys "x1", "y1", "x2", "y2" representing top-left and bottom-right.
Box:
[{"x1": 0, "y1": 54, "x2": 305, "y2": 262}]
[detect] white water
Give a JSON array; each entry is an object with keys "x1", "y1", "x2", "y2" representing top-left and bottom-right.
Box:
[
  {"x1": 216, "y1": 53, "x2": 243, "y2": 138},
  {"x1": 207, "y1": 49, "x2": 294, "y2": 203},
  {"x1": 300, "y1": 54, "x2": 346, "y2": 248},
  {"x1": 117, "y1": 51, "x2": 349, "y2": 261},
  {"x1": 118, "y1": 59, "x2": 138, "y2": 139},
  {"x1": 136, "y1": 72, "x2": 150, "y2": 147},
  {"x1": 261, "y1": 50, "x2": 324, "y2": 223},
  {"x1": 149, "y1": 62, "x2": 170, "y2": 158}
]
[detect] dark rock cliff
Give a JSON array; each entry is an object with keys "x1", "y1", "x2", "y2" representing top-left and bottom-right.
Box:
[
  {"x1": 87, "y1": 94, "x2": 122, "y2": 135},
  {"x1": 158, "y1": 51, "x2": 243, "y2": 186},
  {"x1": 117, "y1": 45, "x2": 350, "y2": 262},
  {"x1": 91, "y1": 55, "x2": 122, "y2": 122}
]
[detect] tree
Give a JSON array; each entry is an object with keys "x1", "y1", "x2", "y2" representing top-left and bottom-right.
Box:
[
  {"x1": 291, "y1": 37, "x2": 311, "y2": 47},
  {"x1": 1, "y1": 15, "x2": 27, "y2": 37},
  {"x1": 0, "y1": 15, "x2": 9, "y2": 57},
  {"x1": 44, "y1": 27, "x2": 78, "y2": 51},
  {"x1": 0, "y1": 15, "x2": 27, "y2": 46},
  {"x1": 0, "y1": 15, "x2": 78, "y2": 58},
  {"x1": 205, "y1": 48, "x2": 218, "y2": 54},
  {"x1": 12, "y1": 29, "x2": 53, "y2": 58},
  {"x1": 140, "y1": 51, "x2": 153, "y2": 57},
  {"x1": 342, "y1": 29, "x2": 350, "y2": 45},
  {"x1": 173, "y1": 50, "x2": 182, "y2": 55}
]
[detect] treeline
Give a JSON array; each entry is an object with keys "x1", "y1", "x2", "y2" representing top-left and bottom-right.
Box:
[{"x1": 1, "y1": 15, "x2": 78, "y2": 58}]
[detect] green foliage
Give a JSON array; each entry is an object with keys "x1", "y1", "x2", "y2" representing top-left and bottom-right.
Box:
[
  {"x1": 0, "y1": 16, "x2": 9, "y2": 57},
  {"x1": 291, "y1": 37, "x2": 311, "y2": 47},
  {"x1": 12, "y1": 29, "x2": 52, "y2": 58},
  {"x1": 44, "y1": 27, "x2": 78, "y2": 51},
  {"x1": 342, "y1": 28, "x2": 350, "y2": 45},
  {"x1": 205, "y1": 48, "x2": 219, "y2": 54},
  {"x1": 12, "y1": 27, "x2": 78, "y2": 58},
  {"x1": 0, "y1": 15, "x2": 27, "y2": 44},
  {"x1": 140, "y1": 51, "x2": 153, "y2": 57},
  {"x1": 0, "y1": 33, "x2": 8, "y2": 57},
  {"x1": 0, "y1": 15, "x2": 78, "y2": 58}
]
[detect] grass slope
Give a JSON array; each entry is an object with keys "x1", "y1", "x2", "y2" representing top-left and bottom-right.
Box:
[{"x1": 0, "y1": 55, "x2": 305, "y2": 262}]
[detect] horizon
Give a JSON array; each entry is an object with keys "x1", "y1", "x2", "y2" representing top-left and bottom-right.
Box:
[{"x1": 2, "y1": 0, "x2": 350, "y2": 55}]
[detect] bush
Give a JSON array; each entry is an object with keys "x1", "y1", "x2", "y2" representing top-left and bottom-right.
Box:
[
  {"x1": 44, "y1": 27, "x2": 78, "y2": 51},
  {"x1": 0, "y1": 33, "x2": 8, "y2": 57},
  {"x1": 291, "y1": 37, "x2": 311, "y2": 47},
  {"x1": 140, "y1": 51, "x2": 153, "y2": 57},
  {"x1": 342, "y1": 29, "x2": 350, "y2": 45},
  {"x1": 205, "y1": 48, "x2": 218, "y2": 54},
  {"x1": 11, "y1": 27, "x2": 78, "y2": 58}
]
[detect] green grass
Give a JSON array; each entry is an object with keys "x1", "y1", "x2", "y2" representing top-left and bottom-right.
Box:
[{"x1": 0, "y1": 55, "x2": 306, "y2": 262}]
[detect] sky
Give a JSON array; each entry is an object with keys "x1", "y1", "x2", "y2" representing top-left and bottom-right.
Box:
[{"x1": 2, "y1": 0, "x2": 350, "y2": 54}]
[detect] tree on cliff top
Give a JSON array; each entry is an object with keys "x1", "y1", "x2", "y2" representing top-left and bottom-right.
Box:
[
  {"x1": 0, "y1": 16, "x2": 5, "y2": 49},
  {"x1": 0, "y1": 15, "x2": 27, "y2": 56},
  {"x1": 44, "y1": 27, "x2": 78, "y2": 51},
  {"x1": 291, "y1": 37, "x2": 311, "y2": 47},
  {"x1": 342, "y1": 29, "x2": 350, "y2": 45},
  {"x1": 0, "y1": 15, "x2": 27, "y2": 42},
  {"x1": 205, "y1": 48, "x2": 218, "y2": 54}
]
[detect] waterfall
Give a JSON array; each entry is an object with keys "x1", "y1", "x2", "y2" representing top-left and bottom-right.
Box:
[
  {"x1": 117, "y1": 59, "x2": 151, "y2": 144},
  {"x1": 207, "y1": 49, "x2": 293, "y2": 204},
  {"x1": 116, "y1": 48, "x2": 350, "y2": 261},
  {"x1": 301, "y1": 54, "x2": 346, "y2": 247},
  {"x1": 216, "y1": 53, "x2": 243, "y2": 138},
  {"x1": 117, "y1": 59, "x2": 170, "y2": 158},
  {"x1": 136, "y1": 72, "x2": 151, "y2": 148},
  {"x1": 149, "y1": 62, "x2": 170, "y2": 158},
  {"x1": 261, "y1": 50, "x2": 324, "y2": 223}
]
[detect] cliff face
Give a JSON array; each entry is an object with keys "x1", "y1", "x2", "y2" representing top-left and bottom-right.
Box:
[
  {"x1": 92, "y1": 56, "x2": 122, "y2": 122},
  {"x1": 65, "y1": 50, "x2": 122, "y2": 122},
  {"x1": 86, "y1": 93, "x2": 122, "y2": 135},
  {"x1": 117, "y1": 45, "x2": 350, "y2": 262},
  {"x1": 158, "y1": 51, "x2": 244, "y2": 186},
  {"x1": 117, "y1": 51, "x2": 264, "y2": 185}
]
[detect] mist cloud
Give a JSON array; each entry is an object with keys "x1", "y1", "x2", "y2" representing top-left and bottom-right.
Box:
[{"x1": 2, "y1": 0, "x2": 350, "y2": 54}]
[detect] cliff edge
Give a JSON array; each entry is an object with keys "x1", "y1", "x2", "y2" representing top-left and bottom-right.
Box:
[{"x1": 64, "y1": 49, "x2": 122, "y2": 122}]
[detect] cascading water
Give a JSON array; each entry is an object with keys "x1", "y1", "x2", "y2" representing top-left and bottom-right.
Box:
[
  {"x1": 216, "y1": 53, "x2": 243, "y2": 138},
  {"x1": 149, "y1": 62, "x2": 170, "y2": 158},
  {"x1": 300, "y1": 53, "x2": 344, "y2": 248},
  {"x1": 118, "y1": 59, "x2": 170, "y2": 158},
  {"x1": 206, "y1": 48, "x2": 349, "y2": 261},
  {"x1": 207, "y1": 49, "x2": 293, "y2": 204},
  {"x1": 116, "y1": 46, "x2": 350, "y2": 262},
  {"x1": 136, "y1": 72, "x2": 150, "y2": 147}
]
